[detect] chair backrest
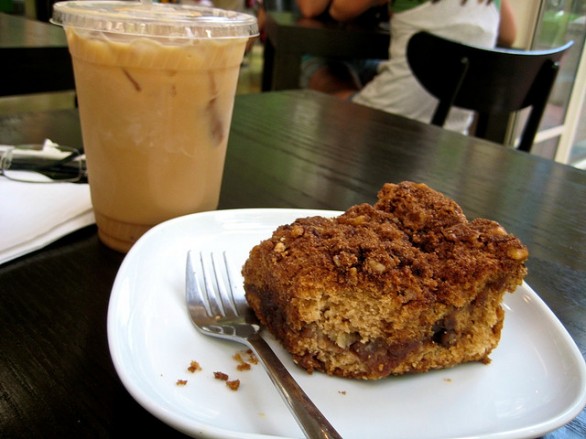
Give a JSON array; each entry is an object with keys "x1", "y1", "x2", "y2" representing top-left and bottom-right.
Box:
[{"x1": 406, "y1": 31, "x2": 573, "y2": 152}]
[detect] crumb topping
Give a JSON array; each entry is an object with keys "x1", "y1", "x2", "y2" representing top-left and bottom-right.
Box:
[{"x1": 242, "y1": 182, "x2": 529, "y2": 379}]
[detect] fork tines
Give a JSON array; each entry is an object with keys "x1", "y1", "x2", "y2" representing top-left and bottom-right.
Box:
[{"x1": 192, "y1": 251, "x2": 239, "y2": 319}]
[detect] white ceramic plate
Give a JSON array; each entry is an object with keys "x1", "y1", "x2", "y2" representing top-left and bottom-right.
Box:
[{"x1": 107, "y1": 208, "x2": 586, "y2": 439}]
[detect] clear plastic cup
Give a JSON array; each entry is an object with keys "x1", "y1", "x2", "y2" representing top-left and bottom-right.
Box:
[{"x1": 51, "y1": 1, "x2": 258, "y2": 252}]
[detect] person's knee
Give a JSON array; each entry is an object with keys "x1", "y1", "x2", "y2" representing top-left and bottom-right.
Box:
[{"x1": 308, "y1": 64, "x2": 360, "y2": 95}]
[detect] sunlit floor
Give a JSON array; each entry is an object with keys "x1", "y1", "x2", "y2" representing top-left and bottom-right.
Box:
[
  {"x1": 572, "y1": 144, "x2": 586, "y2": 170},
  {"x1": 0, "y1": 90, "x2": 76, "y2": 116},
  {"x1": 237, "y1": 40, "x2": 264, "y2": 96}
]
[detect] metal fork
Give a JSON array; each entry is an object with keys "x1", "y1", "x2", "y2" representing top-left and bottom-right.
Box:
[{"x1": 186, "y1": 251, "x2": 342, "y2": 439}]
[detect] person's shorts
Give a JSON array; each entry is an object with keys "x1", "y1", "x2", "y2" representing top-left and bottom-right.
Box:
[{"x1": 300, "y1": 55, "x2": 381, "y2": 89}]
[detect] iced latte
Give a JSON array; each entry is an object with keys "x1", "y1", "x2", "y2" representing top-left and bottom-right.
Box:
[{"x1": 52, "y1": 1, "x2": 258, "y2": 252}]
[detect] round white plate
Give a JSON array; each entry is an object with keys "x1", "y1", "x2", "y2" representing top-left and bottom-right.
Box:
[{"x1": 107, "y1": 208, "x2": 586, "y2": 439}]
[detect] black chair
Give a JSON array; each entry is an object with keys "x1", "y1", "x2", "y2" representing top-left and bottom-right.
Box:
[{"x1": 406, "y1": 31, "x2": 573, "y2": 152}]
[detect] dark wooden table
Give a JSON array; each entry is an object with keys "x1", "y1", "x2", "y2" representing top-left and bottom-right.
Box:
[
  {"x1": 1, "y1": 90, "x2": 584, "y2": 438},
  {"x1": 0, "y1": 12, "x2": 74, "y2": 97},
  {"x1": 262, "y1": 11, "x2": 390, "y2": 91}
]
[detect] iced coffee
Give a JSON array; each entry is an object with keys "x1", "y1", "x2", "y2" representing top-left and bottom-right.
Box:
[{"x1": 51, "y1": 1, "x2": 258, "y2": 252}]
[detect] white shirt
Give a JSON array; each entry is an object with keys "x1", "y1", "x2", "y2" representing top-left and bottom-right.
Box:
[{"x1": 352, "y1": 0, "x2": 500, "y2": 133}]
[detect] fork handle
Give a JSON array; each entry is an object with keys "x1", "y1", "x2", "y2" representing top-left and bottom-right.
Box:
[{"x1": 247, "y1": 333, "x2": 343, "y2": 439}]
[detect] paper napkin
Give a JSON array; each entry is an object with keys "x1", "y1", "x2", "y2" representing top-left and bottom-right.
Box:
[{"x1": 0, "y1": 178, "x2": 95, "y2": 265}]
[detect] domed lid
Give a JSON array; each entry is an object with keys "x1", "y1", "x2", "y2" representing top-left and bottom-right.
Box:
[{"x1": 51, "y1": 1, "x2": 259, "y2": 39}]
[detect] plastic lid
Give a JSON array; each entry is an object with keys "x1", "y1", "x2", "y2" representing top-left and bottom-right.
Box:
[{"x1": 51, "y1": 1, "x2": 259, "y2": 39}]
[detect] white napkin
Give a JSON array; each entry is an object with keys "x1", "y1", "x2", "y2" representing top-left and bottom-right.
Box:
[{"x1": 0, "y1": 178, "x2": 95, "y2": 265}]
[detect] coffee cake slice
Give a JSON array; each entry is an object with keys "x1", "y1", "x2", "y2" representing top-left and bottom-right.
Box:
[{"x1": 242, "y1": 182, "x2": 528, "y2": 379}]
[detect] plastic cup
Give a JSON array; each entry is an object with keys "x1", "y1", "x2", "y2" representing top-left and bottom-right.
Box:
[{"x1": 51, "y1": 1, "x2": 258, "y2": 252}]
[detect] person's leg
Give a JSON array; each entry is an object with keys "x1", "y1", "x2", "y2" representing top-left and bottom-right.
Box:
[
  {"x1": 301, "y1": 56, "x2": 360, "y2": 99},
  {"x1": 308, "y1": 64, "x2": 360, "y2": 98}
]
